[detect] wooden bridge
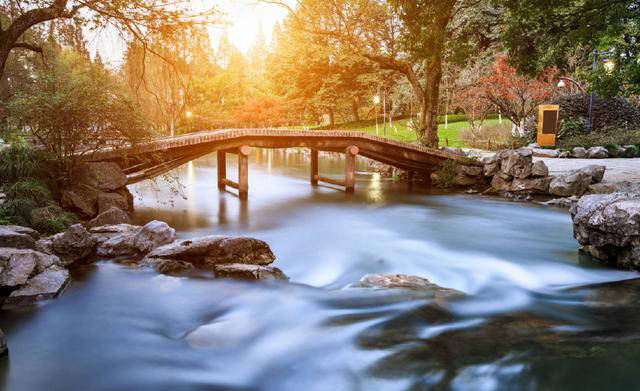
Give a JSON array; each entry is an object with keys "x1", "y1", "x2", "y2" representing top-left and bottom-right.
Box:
[{"x1": 86, "y1": 129, "x2": 477, "y2": 199}]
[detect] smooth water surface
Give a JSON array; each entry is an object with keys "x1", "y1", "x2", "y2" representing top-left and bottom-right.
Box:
[{"x1": 2, "y1": 149, "x2": 640, "y2": 391}]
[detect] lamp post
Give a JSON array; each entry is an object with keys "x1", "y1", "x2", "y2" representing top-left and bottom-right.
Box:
[
  {"x1": 373, "y1": 94, "x2": 381, "y2": 135},
  {"x1": 587, "y1": 49, "x2": 615, "y2": 133}
]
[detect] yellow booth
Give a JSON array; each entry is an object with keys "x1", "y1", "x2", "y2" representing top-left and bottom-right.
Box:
[{"x1": 537, "y1": 105, "x2": 560, "y2": 146}]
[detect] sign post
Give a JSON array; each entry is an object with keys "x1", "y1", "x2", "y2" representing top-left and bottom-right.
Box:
[{"x1": 537, "y1": 105, "x2": 560, "y2": 147}]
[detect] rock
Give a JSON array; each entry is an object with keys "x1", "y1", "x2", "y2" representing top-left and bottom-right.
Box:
[
  {"x1": 609, "y1": 145, "x2": 627, "y2": 158},
  {"x1": 531, "y1": 160, "x2": 549, "y2": 177},
  {"x1": 0, "y1": 248, "x2": 60, "y2": 277},
  {"x1": 579, "y1": 165, "x2": 606, "y2": 184},
  {"x1": 453, "y1": 174, "x2": 481, "y2": 187},
  {"x1": 35, "y1": 237, "x2": 53, "y2": 255},
  {"x1": 154, "y1": 259, "x2": 195, "y2": 274},
  {"x1": 572, "y1": 147, "x2": 588, "y2": 158},
  {"x1": 559, "y1": 151, "x2": 571, "y2": 158},
  {"x1": 497, "y1": 172, "x2": 513, "y2": 181},
  {"x1": 51, "y1": 224, "x2": 95, "y2": 265},
  {"x1": 491, "y1": 175, "x2": 512, "y2": 192},
  {"x1": 91, "y1": 224, "x2": 141, "y2": 258},
  {"x1": 61, "y1": 189, "x2": 96, "y2": 218},
  {"x1": 0, "y1": 226, "x2": 39, "y2": 240},
  {"x1": 549, "y1": 171, "x2": 593, "y2": 197},
  {"x1": 88, "y1": 207, "x2": 132, "y2": 228},
  {"x1": 0, "y1": 227, "x2": 36, "y2": 250},
  {"x1": 97, "y1": 193, "x2": 129, "y2": 215},
  {"x1": 0, "y1": 328, "x2": 6, "y2": 355},
  {"x1": 527, "y1": 143, "x2": 541, "y2": 149},
  {"x1": 133, "y1": 220, "x2": 175, "y2": 253},
  {"x1": 458, "y1": 165, "x2": 483, "y2": 177},
  {"x1": 543, "y1": 196, "x2": 580, "y2": 208},
  {"x1": 570, "y1": 191, "x2": 640, "y2": 270},
  {"x1": 483, "y1": 162, "x2": 500, "y2": 177},
  {"x1": 511, "y1": 177, "x2": 552, "y2": 194},
  {"x1": 587, "y1": 183, "x2": 621, "y2": 194},
  {"x1": 214, "y1": 264, "x2": 289, "y2": 281},
  {"x1": 587, "y1": 146, "x2": 609, "y2": 159},
  {"x1": 500, "y1": 149, "x2": 533, "y2": 179},
  {"x1": 143, "y1": 236, "x2": 276, "y2": 268},
  {"x1": 73, "y1": 162, "x2": 127, "y2": 191},
  {"x1": 3, "y1": 266, "x2": 70, "y2": 308},
  {"x1": 441, "y1": 147, "x2": 465, "y2": 156},
  {"x1": 0, "y1": 251, "x2": 36, "y2": 287},
  {"x1": 354, "y1": 274, "x2": 465, "y2": 301},
  {"x1": 532, "y1": 148, "x2": 560, "y2": 158},
  {"x1": 115, "y1": 187, "x2": 135, "y2": 212}
]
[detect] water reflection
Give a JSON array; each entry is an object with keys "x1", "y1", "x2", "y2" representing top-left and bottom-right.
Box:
[{"x1": 1, "y1": 148, "x2": 640, "y2": 391}]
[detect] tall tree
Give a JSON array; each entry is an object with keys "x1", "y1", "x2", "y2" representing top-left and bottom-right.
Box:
[
  {"x1": 0, "y1": 0, "x2": 218, "y2": 80},
  {"x1": 265, "y1": 0, "x2": 499, "y2": 146}
]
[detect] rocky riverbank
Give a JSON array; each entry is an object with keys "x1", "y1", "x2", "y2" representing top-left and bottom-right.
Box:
[{"x1": 0, "y1": 220, "x2": 288, "y2": 310}]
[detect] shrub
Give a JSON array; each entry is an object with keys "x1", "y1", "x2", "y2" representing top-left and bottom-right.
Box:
[
  {"x1": 5, "y1": 179, "x2": 52, "y2": 207},
  {"x1": 559, "y1": 118, "x2": 586, "y2": 139},
  {"x1": 30, "y1": 205, "x2": 77, "y2": 234},
  {"x1": 626, "y1": 144, "x2": 639, "y2": 158},
  {"x1": 0, "y1": 143, "x2": 48, "y2": 185},
  {"x1": 0, "y1": 198, "x2": 38, "y2": 226},
  {"x1": 460, "y1": 122, "x2": 525, "y2": 150},
  {"x1": 432, "y1": 160, "x2": 459, "y2": 189}
]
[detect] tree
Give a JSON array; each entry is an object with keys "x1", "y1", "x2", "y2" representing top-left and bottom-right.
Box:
[
  {"x1": 479, "y1": 57, "x2": 557, "y2": 137},
  {"x1": 265, "y1": 0, "x2": 500, "y2": 146},
  {"x1": 0, "y1": 0, "x2": 218, "y2": 80},
  {"x1": 7, "y1": 49, "x2": 148, "y2": 183}
]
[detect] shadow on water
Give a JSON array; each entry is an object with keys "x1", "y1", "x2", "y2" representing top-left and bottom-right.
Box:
[{"x1": 2, "y1": 149, "x2": 640, "y2": 391}]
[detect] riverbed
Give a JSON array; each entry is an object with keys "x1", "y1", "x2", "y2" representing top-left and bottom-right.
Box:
[{"x1": 1, "y1": 149, "x2": 639, "y2": 391}]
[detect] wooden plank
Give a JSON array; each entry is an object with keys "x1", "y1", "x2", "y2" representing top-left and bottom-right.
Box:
[
  {"x1": 317, "y1": 176, "x2": 345, "y2": 187},
  {"x1": 217, "y1": 151, "x2": 226, "y2": 190},
  {"x1": 221, "y1": 178, "x2": 240, "y2": 190},
  {"x1": 345, "y1": 145, "x2": 357, "y2": 193},
  {"x1": 238, "y1": 145, "x2": 249, "y2": 199},
  {"x1": 311, "y1": 148, "x2": 318, "y2": 185}
]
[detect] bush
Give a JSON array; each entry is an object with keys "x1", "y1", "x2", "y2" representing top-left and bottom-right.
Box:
[
  {"x1": 5, "y1": 179, "x2": 52, "y2": 206},
  {"x1": 557, "y1": 129, "x2": 640, "y2": 149},
  {"x1": 460, "y1": 122, "x2": 526, "y2": 151},
  {"x1": 559, "y1": 118, "x2": 586, "y2": 139},
  {"x1": 0, "y1": 143, "x2": 48, "y2": 185},
  {"x1": 626, "y1": 144, "x2": 639, "y2": 158},
  {"x1": 432, "y1": 160, "x2": 459, "y2": 189},
  {"x1": 30, "y1": 205, "x2": 77, "y2": 234}
]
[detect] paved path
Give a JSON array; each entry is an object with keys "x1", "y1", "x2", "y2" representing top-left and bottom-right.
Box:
[{"x1": 536, "y1": 157, "x2": 640, "y2": 183}]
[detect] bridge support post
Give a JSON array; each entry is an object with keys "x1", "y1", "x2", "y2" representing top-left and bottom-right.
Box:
[
  {"x1": 310, "y1": 148, "x2": 318, "y2": 186},
  {"x1": 238, "y1": 145, "x2": 250, "y2": 200},
  {"x1": 217, "y1": 151, "x2": 226, "y2": 190},
  {"x1": 344, "y1": 145, "x2": 359, "y2": 194}
]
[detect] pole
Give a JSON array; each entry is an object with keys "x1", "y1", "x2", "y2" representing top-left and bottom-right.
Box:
[
  {"x1": 383, "y1": 90, "x2": 387, "y2": 137},
  {"x1": 588, "y1": 48, "x2": 598, "y2": 133}
]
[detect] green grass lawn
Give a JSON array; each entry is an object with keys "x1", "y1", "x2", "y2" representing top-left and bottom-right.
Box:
[{"x1": 329, "y1": 117, "x2": 502, "y2": 147}]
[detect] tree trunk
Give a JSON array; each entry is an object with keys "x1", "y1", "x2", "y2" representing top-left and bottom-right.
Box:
[
  {"x1": 351, "y1": 100, "x2": 359, "y2": 122},
  {"x1": 328, "y1": 108, "x2": 335, "y2": 127},
  {"x1": 418, "y1": 57, "x2": 443, "y2": 147}
]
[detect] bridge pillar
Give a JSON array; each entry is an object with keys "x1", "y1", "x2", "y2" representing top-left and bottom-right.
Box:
[
  {"x1": 345, "y1": 145, "x2": 359, "y2": 194},
  {"x1": 310, "y1": 148, "x2": 318, "y2": 186},
  {"x1": 217, "y1": 151, "x2": 226, "y2": 190},
  {"x1": 238, "y1": 145, "x2": 250, "y2": 200}
]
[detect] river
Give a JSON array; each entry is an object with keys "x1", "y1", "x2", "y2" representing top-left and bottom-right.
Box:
[{"x1": 1, "y1": 149, "x2": 639, "y2": 391}]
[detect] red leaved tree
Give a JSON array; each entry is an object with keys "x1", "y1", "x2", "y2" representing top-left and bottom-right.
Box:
[{"x1": 480, "y1": 57, "x2": 558, "y2": 137}]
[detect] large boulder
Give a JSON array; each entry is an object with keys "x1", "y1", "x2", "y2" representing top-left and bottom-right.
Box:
[
  {"x1": 353, "y1": 274, "x2": 465, "y2": 301},
  {"x1": 491, "y1": 175, "x2": 512, "y2": 192},
  {"x1": 97, "y1": 193, "x2": 129, "y2": 215},
  {"x1": 61, "y1": 189, "x2": 96, "y2": 218},
  {"x1": 0, "y1": 227, "x2": 36, "y2": 250},
  {"x1": 570, "y1": 191, "x2": 640, "y2": 269},
  {"x1": 511, "y1": 177, "x2": 553, "y2": 194},
  {"x1": 587, "y1": 146, "x2": 609, "y2": 159},
  {"x1": 88, "y1": 207, "x2": 132, "y2": 228},
  {"x1": 213, "y1": 264, "x2": 289, "y2": 281},
  {"x1": 549, "y1": 171, "x2": 593, "y2": 197},
  {"x1": 580, "y1": 165, "x2": 606, "y2": 184},
  {"x1": 0, "y1": 251, "x2": 36, "y2": 287},
  {"x1": 500, "y1": 149, "x2": 533, "y2": 179},
  {"x1": 51, "y1": 224, "x2": 95, "y2": 265},
  {"x1": 531, "y1": 160, "x2": 549, "y2": 177},
  {"x1": 2, "y1": 266, "x2": 70, "y2": 308},
  {"x1": 572, "y1": 147, "x2": 588, "y2": 158},
  {"x1": 143, "y1": 236, "x2": 276, "y2": 269},
  {"x1": 0, "y1": 226, "x2": 39, "y2": 240},
  {"x1": 91, "y1": 224, "x2": 141, "y2": 258},
  {"x1": 133, "y1": 221, "x2": 175, "y2": 253},
  {"x1": 73, "y1": 162, "x2": 127, "y2": 192},
  {"x1": 532, "y1": 148, "x2": 560, "y2": 158}
]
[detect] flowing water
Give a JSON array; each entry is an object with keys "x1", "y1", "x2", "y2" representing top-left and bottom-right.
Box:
[{"x1": 2, "y1": 149, "x2": 640, "y2": 391}]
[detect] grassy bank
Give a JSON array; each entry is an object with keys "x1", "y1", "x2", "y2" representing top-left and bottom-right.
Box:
[{"x1": 303, "y1": 116, "x2": 503, "y2": 147}]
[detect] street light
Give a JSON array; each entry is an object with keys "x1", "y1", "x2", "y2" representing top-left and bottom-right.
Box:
[
  {"x1": 373, "y1": 95, "x2": 381, "y2": 105},
  {"x1": 557, "y1": 79, "x2": 566, "y2": 88},
  {"x1": 587, "y1": 48, "x2": 615, "y2": 133},
  {"x1": 185, "y1": 111, "x2": 193, "y2": 119}
]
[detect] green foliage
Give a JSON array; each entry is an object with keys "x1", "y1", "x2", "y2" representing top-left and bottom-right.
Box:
[
  {"x1": 30, "y1": 205, "x2": 77, "y2": 235},
  {"x1": 6, "y1": 179, "x2": 52, "y2": 207},
  {"x1": 0, "y1": 143, "x2": 47, "y2": 185},
  {"x1": 0, "y1": 198, "x2": 38, "y2": 227},
  {"x1": 432, "y1": 160, "x2": 460, "y2": 189},
  {"x1": 625, "y1": 144, "x2": 639, "y2": 158},
  {"x1": 559, "y1": 118, "x2": 586, "y2": 139}
]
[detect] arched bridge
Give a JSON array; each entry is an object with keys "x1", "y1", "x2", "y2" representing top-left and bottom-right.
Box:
[{"x1": 86, "y1": 129, "x2": 478, "y2": 198}]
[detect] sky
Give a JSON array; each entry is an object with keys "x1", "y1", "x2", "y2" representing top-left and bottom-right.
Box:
[{"x1": 89, "y1": 0, "x2": 290, "y2": 67}]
